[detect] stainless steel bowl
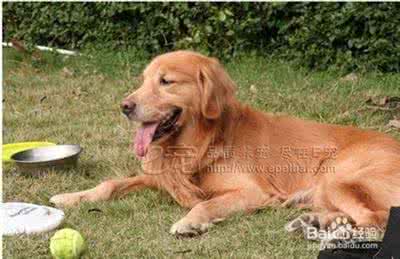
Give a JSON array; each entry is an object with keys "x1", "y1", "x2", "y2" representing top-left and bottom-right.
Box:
[{"x1": 11, "y1": 144, "x2": 82, "y2": 171}]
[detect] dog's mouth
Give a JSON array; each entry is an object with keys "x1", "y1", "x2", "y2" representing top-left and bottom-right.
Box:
[{"x1": 134, "y1": 108, "x2": 182, "y2": 158}]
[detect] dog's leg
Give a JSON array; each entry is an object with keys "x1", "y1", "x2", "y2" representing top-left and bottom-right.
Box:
[
  {"x1": 170, "y1": 189, "x2": 266, "y2": 237},
  {"x1": 285, "y1": 211, "x2": 352, "y2": 232},
  {"x1": 50, "y1": 175, "x2": 157, "y2": 207},
  {"x1": 320, "y1": 181, "x2": 389, "y2": 229},
  {"x1": 312, "y1": 145, "x2": 400, "y2": 230},
  {"x1": 281, "y1": 188, "x2": 314, "y2": 209}
]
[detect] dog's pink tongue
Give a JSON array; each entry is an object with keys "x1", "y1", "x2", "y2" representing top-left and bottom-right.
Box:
[{"x1": 134, "y1": 122, "x2": 159, "y2": 159}]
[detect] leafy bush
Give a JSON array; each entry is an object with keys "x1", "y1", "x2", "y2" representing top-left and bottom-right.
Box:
[
  {"x1": 281, "y1": 3, "x2": 400, "y2": 72},
  {"x1": 3, "y1": 2, "x2": 400, "y2": 72}
]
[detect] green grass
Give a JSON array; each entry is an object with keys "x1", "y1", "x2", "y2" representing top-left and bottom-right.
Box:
[{"x1": 3, "y1": 48, "x2": 400, "y2": 259}]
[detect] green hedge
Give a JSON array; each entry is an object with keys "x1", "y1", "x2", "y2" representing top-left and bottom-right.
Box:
[{"x1": 3, "y1": 2, "x2": 400, "y2": 72}]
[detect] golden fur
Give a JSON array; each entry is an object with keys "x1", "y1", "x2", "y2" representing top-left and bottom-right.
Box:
[{"x1": 51, "y1": 51, "x2": 400, "y2": 236}]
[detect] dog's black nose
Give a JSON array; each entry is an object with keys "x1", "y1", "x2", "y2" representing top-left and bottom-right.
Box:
[{"x1": 121, "y1": 100, "x2": 136, "y2": 117}]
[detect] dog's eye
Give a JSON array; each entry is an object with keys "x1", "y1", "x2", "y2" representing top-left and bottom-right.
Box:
[{"x1": 160, "y1": 77, "x2": 174, "y2": 86}]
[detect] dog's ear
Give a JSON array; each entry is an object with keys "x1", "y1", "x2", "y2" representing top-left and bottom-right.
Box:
[{"x1": 197, "y1": 58, "x2": 235, "y2": 120}]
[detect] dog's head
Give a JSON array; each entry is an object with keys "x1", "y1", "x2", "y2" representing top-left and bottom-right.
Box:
[{"x1": 121, "y1": 50, "x2": 235, "y2": 158}]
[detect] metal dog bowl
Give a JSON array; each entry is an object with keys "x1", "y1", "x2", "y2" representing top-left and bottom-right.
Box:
[{"x1": 11, "y1": 144, "x2": 82, "y2": 171}]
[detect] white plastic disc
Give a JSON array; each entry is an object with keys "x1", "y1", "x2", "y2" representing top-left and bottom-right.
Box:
[{"x1": 2, "y1": 202, "x2": 65, "y2": 235}]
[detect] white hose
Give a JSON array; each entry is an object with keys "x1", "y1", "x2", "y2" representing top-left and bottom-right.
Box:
[{"x1": 2, "y1": 42, "x2": 78, "y2": 56}]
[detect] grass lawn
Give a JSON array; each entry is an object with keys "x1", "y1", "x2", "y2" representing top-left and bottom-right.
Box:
[{"x1": 3, "y1": 47, "x2": 400, "y2": 259}]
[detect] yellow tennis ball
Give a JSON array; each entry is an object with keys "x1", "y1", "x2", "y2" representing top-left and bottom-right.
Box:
[{"x1": 50, "y1": 228, "x2": 86, "y2": 259}]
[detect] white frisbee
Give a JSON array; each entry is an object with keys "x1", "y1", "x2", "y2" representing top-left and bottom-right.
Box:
[{"x1": 2, "y1": 202, "x2": 65, "y2": 235}]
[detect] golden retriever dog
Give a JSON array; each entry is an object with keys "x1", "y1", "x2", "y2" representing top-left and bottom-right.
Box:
[{"x1": 50, "y1": 50, "x2": 400, "y2": 237}]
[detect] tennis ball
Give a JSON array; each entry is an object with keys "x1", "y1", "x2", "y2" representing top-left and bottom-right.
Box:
[{"x1": 50, "y1": 228, "x2": 86, "y2": 259}]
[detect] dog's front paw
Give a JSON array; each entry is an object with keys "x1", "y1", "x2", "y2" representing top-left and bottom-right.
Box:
[
  {"x1": 170, "y1": 217, "x2": 212, "y2": 237},
  {"x1": 50, "y1": 192, "x2": 82, "y2": 207}
]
